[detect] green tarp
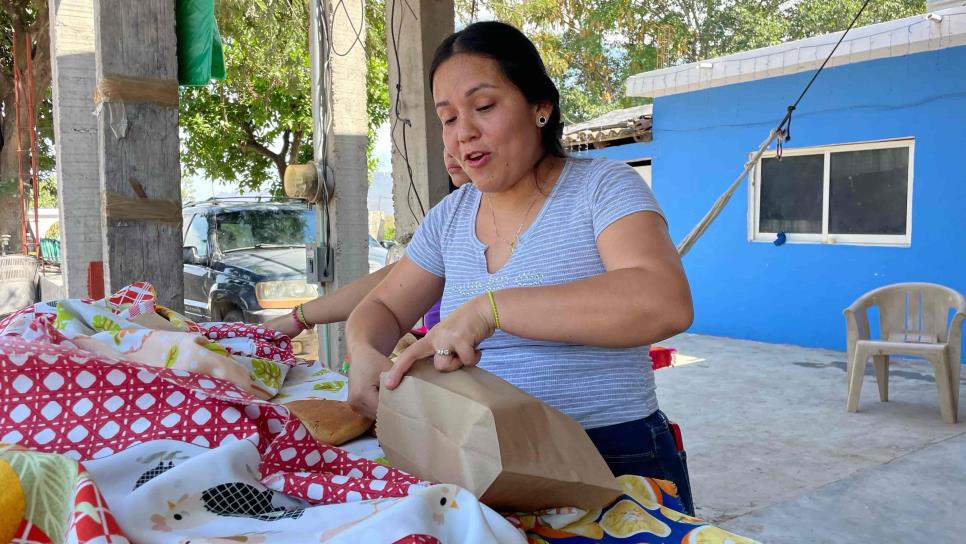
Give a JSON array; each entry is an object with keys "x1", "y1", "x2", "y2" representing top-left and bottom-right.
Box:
[{"x1": 176, "y1": 0, "x2": 226, "y2": 86}]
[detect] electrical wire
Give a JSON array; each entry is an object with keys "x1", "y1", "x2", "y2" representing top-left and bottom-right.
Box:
[
  {"x1": 314, "y1": 0, "x2": 334, "y2": 277},
  {"x1": 315, "y1": 0, "x2": 424, "y2": 251},
  {"x1": 774, "y1": 0, "x2": 876, "y2": 154},
  {"x1": 324, "y1": 0, "x2": 366, "y2": 57},
  {"x1": 676, "y1": 0, "x2": 875, "y2": 256},
  {"x1": 388, "y1": 0, "x2": 427, "y2": 222},
  {"x1": 12, "y1": 32, "x2": 41, "y2": 257}
]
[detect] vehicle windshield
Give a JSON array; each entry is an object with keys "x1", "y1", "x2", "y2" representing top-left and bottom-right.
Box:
[{"x1": 215, "y1": 208, "x2": 316, "y2": 252}]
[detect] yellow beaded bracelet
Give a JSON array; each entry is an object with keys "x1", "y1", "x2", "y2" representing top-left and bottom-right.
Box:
[
  {"x1": 486, "y1": 289, "x2": 501, "y2": 330},
  {"x1": 293, "y1": 304, "x2": 311, "y2": 331}
]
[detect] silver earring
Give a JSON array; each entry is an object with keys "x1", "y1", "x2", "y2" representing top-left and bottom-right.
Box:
[{"x1": 537, "y1": 115, "x2": 547, "y2": 127}]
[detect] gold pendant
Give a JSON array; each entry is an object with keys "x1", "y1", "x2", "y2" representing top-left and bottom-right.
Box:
[{"x1": 509, "y1": 240, "x2": 516, "y2": 254}]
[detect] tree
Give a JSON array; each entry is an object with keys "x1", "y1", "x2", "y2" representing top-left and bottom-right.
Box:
[
  {"x1": 366, "y1": 0, "x2": 389, "y2": 180},
  {"x1": 471, "y1": 0, "x2": 658, "y2": 123},
  {"x1": 179, "y1": 0, "x2": 314, "y2": 194},
  {"x1": 0, "y1": 0, "x2": 53, "y2": 251},
  {"x1": 179, "y1": 0, "x2": 390, "y2": 193},
  {"x1": 2, "y1": 0, "x2": 928, "y2": 229},
  {"x1": 660, "y1": 0, "x2": 928, "y2": 58},
  {"x1": 468, "y1": 0, "x2": 926, "y2": 124}
]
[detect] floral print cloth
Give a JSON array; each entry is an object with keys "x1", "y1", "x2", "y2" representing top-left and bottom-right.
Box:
[{"x1": 0, "y1": 283, "x2": 756, "y2": 544}]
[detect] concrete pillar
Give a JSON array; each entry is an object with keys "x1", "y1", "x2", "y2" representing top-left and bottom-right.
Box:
[
  {"x1": 49, "y1": 0, "x2": 103, "y2": 298},
  {"x1": 92, "y1": 0, "x2": 183, "y2": 310},
  {"x1": 386, "y1": 0, "x2": 454, "y2": 241},
  {"x1": 309, "y1": 0, "x2": 370, "y2": 366}
]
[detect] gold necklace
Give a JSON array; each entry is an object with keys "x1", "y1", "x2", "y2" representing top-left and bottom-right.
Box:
[{"x1": 486, "y1": 191, "x2": 541, "y2": 255}]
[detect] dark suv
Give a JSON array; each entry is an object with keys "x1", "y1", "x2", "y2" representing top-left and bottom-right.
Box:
[{"x1": 181, "y1": 199, "x2": 320, "y2": 357}]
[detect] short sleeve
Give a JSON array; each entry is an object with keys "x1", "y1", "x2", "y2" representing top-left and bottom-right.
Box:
[
  {"x1": 405, "y1": 186, "x2": 467, "y2": 277},
  {"x1": 589, "y1": 158, "x2": 666, "y2": 239}
]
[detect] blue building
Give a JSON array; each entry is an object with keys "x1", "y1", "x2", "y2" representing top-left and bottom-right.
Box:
[{"x1": 565, "y1": 7, "x2": 966, "y2": 359}]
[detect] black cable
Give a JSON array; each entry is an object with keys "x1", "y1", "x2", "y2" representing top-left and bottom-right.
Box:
[
  {"x1": 390, "y1": 0, "x2": 424, "y2": 222},
  {"x1": 388, "y1": 0, "x2": 426, "y2": 221},
  {"x1": 321, "y1": 0, "x2": 425, "y2": 226},
  {"x1": 326, "y1": 0, "x2": 366, "y2": 57},
  {"x1": 315, "y1": 0, "x2": 333, "y2": 276},
  {"x1": 775, "y1": 0, "x2": 874, "y2": 144}
]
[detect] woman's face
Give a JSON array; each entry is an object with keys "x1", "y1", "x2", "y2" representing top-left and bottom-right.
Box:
[
  {"x1": 433, "y1": 53, "x2": 548, "y2": 193},
  {"x1": 443, "y1": 148, "x2": 470, "y2": 187}
]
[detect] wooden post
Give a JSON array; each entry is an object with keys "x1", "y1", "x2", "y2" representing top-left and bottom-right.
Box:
[
  {"x1": 386, "y1": 0, "x2": 454, "y2": 242},
  {"x1": 49, "y1": 0, "x2": 104, "y2": 299},
  {"x1": 92, "y1": 0, "x2": 183, "y2": 310}
]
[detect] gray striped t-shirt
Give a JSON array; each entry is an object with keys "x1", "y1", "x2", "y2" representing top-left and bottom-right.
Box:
[{"x1": 406, "y1": 157, "x2": 664, "y2": 429}]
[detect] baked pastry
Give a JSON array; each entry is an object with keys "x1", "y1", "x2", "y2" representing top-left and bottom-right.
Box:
[{"x1": 283, "y1": 399, "x2": 374, "y2": 446}]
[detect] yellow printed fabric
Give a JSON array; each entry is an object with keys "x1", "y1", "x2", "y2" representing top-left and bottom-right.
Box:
[{"x1": 522, "y1": 475, "x2": 760, "y2": 544}]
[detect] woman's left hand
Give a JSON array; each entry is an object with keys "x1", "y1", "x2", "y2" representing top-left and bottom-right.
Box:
[
  {"x1": 385, "y1": 294, "x2": 497, "y2": 389},
  {"x1": 264, "y1": 312, "x2": 305, "y2": 339}
]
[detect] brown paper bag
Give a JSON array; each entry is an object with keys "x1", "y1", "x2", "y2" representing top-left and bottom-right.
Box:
[{"x1": 376, "y1": 361, "x2": 622, "y2": 512}]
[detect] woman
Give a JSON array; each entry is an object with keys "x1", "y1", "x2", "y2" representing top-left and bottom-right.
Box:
[
  {"x1": 346, "y1": 21, "x2": 695, "y2": 513},
  {"x1": 264, "y1": 150, "x2": 471, "y2": 338}
]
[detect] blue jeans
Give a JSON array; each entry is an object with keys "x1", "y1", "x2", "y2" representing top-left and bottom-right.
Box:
[{"x1": 586, "y1": 410, "x2": 695, "y2": 516}]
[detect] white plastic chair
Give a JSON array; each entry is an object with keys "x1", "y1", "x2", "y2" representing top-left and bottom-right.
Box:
[{"x1": 844, "y1": 283, "x2": 965, "y2": 423}]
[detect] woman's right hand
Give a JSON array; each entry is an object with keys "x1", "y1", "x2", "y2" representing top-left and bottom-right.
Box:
[{"x1": 347, "y1": 349, "x2": 393, "y2": 419}]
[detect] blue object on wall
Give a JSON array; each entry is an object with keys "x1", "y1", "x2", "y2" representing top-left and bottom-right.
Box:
[{"x1": 774, "y1": 231, "x2": 786, "y2": 247}]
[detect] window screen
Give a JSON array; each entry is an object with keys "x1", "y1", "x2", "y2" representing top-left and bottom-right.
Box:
[
  {"x1": 758, "y1": 154, "x2": 824, "y2": 234},
  {"x1": 828, "y1": 147, "x2": 909, "y2": 235}
]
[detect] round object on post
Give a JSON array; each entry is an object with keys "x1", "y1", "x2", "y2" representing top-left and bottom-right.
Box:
[{"x1": 284, "y1": 162, "x2": 320, "y2": 202}]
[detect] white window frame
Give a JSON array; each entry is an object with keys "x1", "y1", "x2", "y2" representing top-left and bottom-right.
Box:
[
  {"x1": 748, "y1": 138, "x2": 915, "y2": 247},
  {"x1": 626, "y1": 157, "x2": 652, "y2": 188}
]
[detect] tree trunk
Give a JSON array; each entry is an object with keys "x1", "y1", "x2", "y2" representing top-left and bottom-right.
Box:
[
  {"x1": 0, "y1": 197, "x2": 23, "y2": 253},
  {"x1": 1, "y1": 104, "x2": 26, "y2": 252},
  {"x1": 288, "y1": 130, "x2": 303, "y2": 165},
  {"x1": 240, "y1": 123, "x2": 289, "y2": 184},
  {"x1": 0, "y1": 13, "x2": 52, "y2": 254},
  {"x1": 273, "y1": 157, "x2": 286, "y2": 183}
]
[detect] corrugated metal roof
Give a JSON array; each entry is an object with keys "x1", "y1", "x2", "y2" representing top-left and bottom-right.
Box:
[
  {"x1": 563, "y1": 105, "x2": 653, "y2": 134},
  {"x1": 626, "y1": 6, "x2": 966, "y2": 98},
  {"x1": 562, "y1": 104, "x2": 652, "y2": 148}
]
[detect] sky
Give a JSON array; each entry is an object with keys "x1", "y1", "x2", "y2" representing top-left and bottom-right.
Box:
[{"x1": 374, "y1": 120, "x2": 393, "y2": 172}]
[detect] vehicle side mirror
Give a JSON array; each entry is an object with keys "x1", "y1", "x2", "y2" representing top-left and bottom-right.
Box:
[{"x1": 182, "y1": 246, "x2": 202, "y2": 265}]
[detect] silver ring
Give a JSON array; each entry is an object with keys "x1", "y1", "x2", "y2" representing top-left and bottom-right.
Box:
[{"x1": 435, "y1": 348, "x2": 452, "y2": 357}]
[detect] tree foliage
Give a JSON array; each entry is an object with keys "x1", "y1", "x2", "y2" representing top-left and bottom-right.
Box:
[
  {"x1": 366, "y1": 0, "x2": 389, "y2": 180},
  {"x1": 1, "y1": 0, "x2": 929, "y2": 211},
  {"x1": 465, "y1": 0, "x2": 925, "y2": 123},
  {"x1": 177, "y1": 0, "x2": 927, "y2": 192},
  {"x1": 179, "y1": 0, "x2": 390, "y2": 193},
  {"x1": 179, "y1": 0, "x2": 314, "y2": 194}
]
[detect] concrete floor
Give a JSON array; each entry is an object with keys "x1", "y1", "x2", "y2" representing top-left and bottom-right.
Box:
[{"x1": 655, "y1": 334, "x2": 966, "y2": 543}]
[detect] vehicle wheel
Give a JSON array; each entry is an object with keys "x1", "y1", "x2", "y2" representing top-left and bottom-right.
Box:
[{"x1": 221, "y1": 307, "x2": 244, "y2": 323}]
